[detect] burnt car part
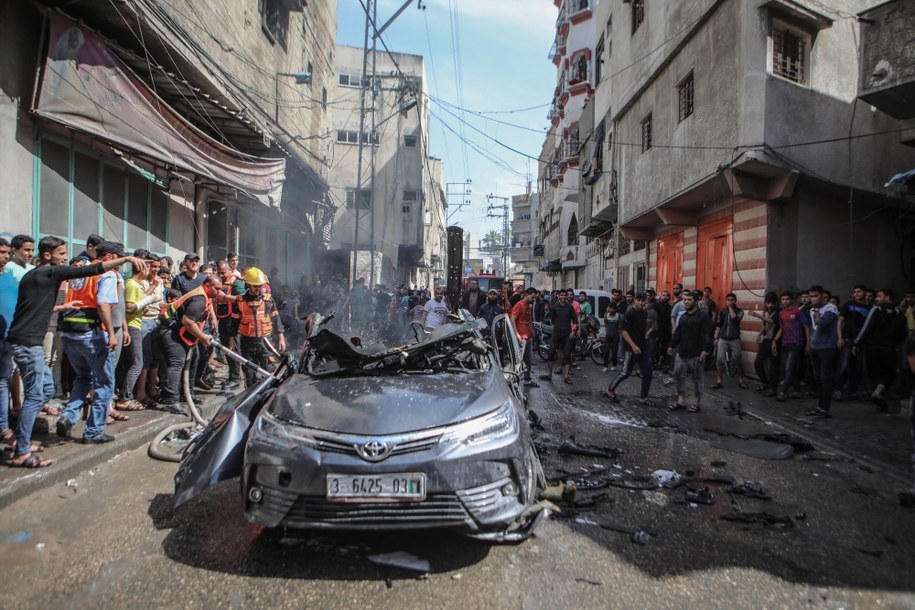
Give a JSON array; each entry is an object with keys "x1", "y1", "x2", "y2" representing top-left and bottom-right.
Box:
[{"x1": 176, "y1": 312, "x2": 547, "y2": 541}]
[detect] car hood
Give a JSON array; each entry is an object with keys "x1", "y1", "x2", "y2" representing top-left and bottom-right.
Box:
[{"x1": 267, "y1": 366, "x2": 509, "y2": 435}]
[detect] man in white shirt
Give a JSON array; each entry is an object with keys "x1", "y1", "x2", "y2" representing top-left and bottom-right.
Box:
[
  {"x1": 4, "y1": 234, "x2": 35, "y2": 283},
  {"x1": 421, "y1": 286, "x2": 449, "y2": 331}
]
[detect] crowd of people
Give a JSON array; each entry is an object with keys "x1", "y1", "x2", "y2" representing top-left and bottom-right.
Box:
[
  {"x1": 0, "y1": 233, "x2": 301, "y2": 469},
  {"x1": 2, "y1": 232, "x2": 913, "y2": 479}
]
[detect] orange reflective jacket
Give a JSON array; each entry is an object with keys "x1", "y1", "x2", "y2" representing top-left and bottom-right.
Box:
[
  {"x1": 61, "y1": 273, "x2": 100, "y2": 333},
  {"x1": 235, "y1": 294, "x2": 276, "y2": 338}
]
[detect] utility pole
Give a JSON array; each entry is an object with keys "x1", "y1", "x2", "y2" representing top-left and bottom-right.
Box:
[
  {"x1": 446, "y1": 179, "x2": 472, "y2": 222},
  {"x1": 486, "y1": 194, "x2": 510, "y2": 278}
]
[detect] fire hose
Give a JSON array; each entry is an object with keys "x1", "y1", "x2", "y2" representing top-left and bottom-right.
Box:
[{"x1": 147, "y1": 339, "x2": 273, "y2": 462}]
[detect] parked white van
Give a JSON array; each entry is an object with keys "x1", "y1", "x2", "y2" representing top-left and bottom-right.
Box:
[{"x1": 571, "y1": 288, "x2": 615, "y2": 333}]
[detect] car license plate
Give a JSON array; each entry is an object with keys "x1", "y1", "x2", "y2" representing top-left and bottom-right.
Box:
[{"x1": 326, "y1": 473, "x2": 426, "y2": 502}]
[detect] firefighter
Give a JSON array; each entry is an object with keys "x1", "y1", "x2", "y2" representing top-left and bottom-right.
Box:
[
  {"x1": 155, "y1": 276, "x2": 220, "y2": 414},
  {"x1": 234, "y1": 267, "x2": 286, "y2": 387},
  {"x1": 215, "y1": 260, "x2": 246, "y2": 389}
]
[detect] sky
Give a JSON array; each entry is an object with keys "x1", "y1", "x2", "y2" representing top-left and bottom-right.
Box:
[{"x1": 336, "y1": 0, "x2": 557, "y2": 256}]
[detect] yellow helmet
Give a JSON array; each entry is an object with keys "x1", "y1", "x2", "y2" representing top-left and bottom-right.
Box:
[{"x1": 243, "y1": 267, "x2": 268, "y2": 286}]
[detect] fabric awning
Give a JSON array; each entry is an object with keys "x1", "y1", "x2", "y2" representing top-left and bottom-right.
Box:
[{"x1": 34, "y1": 14, "x2": 285, "y2": 207}]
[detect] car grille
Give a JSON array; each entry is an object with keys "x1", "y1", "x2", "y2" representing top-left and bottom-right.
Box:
[
  {"x1": 309, "y1": 428, "x2": 443, "y2": 460},
  {"x1": 456, "y1": 478, "x2": 513, "y2": 518}
]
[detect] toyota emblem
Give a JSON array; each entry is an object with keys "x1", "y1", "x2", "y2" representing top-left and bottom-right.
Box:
[{"x1": 357, "y1": 440, "x2": 391, "y2": 462}]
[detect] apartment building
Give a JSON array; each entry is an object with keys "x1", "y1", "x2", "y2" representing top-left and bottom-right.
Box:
[
  {"x1": 325, "y1": 45, "x2": 441, "y2": 288},
  {"x1": 1, "y1": 0, "x2": 336, "y2": 287},
  {"x1": 568, "y1": 0, "x2": 915, "y2": 368},
  {"x1": 509, "y1": 191, "x2": 539, "y2": 285}
]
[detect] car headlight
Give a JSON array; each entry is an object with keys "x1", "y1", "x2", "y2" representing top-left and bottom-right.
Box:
[
  {"x1": 441, "y1": 402, "x2": 518, "y2": 446},
  {"x1": 255, "y1": 408, "x2": 321, "y2": 449}
]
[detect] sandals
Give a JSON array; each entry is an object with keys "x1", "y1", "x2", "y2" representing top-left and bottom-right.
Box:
[
  {"x1": 805, "y1": 408, "x2": 830, "y2": 419},
  {"x1": 107, "y1": 411, "x2": 130, "y2": 423},
  {"x1": 563, "y1": 377, "x2": 573, "y2": 384},
  {"x1": 115, "y1": 399, "x2": 145, "y2": 412},
  {"x1": 538, "y1": 374, "x2": 552, "y2": 381},
  {"x1": 638, "y1": 398, "x2": 654, "y2": 406},
  {"x1": 1, "y1": 428, "x2": 14, "y2": 445},
  {"x1": 738, "y1": 381, "x2": 750, "y2": 390},
  {"x1": 710, "y1": 383, "x2": 723, "y2": 389},
  {"x1": 668, "y1": 402, "x2": 686, "y2": 411},
  {"x1": 688, "y1": 404, "x2": 701, "y2": 413},
  {"x1": 604, "y1": 390, "x2": 620, "y2": 403},
  {"x1": 10, "y1": 453, "x2": 52, "y2": 468}
]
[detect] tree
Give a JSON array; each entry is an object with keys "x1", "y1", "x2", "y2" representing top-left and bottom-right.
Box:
[{"x1": 481, "y1": 230, "x2": 502, "y2": 253}]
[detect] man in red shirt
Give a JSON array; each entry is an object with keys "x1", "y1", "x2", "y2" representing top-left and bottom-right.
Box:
[{"x1": 511, "y1": 288, "x2": 538, "y2": 387}]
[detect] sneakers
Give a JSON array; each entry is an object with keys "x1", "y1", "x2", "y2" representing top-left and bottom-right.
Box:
[
  {"x1": 82, "y1": 433, "x2": 115, "y2": 444},
  {"x1": 158, "y1": 403, "x2": 189, "y2": 415},
  {"x1": 602, "y1": 367, "x2": 608, "y2": 373},
  {"x1": 223, "y1": 378, "x2": 241, "y2": 390}
]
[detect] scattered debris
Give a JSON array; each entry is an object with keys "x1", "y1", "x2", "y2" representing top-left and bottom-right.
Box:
[
  {"x1": 574, "y1": 517, "x2": 599, "y2": 526},
  {"x1": 599, "y1": 521, "x2": 657, "y2": 545},
  {"x1": 724, "y1": 400, "x2": 745, "y2": 417},
  {"x1": 451, "y1": 573, "x2": 462, "y2": 581},
  {"x1": 366, "y1": 551, "x2": 431, "y2": 574},
  {"x1": 541, "y1": 482, "x2": 577, "y2": 503},
  {"x1": 575, "y1": 578, "x2": 602, "y2": 586},
  {"x1": 702, "y1": 475, "x2": 737, "y2": 486},
  {"x1": 729, "y1": 482, "x2": 772, "y2": 501},
  {"x1": 794, "y1": 512, "x2": 807, "y2": 522},
  {"x1": 641, "y1": 491, "x2": 669, "y2": 507},
  {"x1": 720, "y1": 511, "x2": 794, "y2": 529},
  {"x1": 651, "y1": 469, "x2": 683, "y2": 489},
  {"x1": 1, "y1": 531, "x2": 33, "y2": 543},
  {"x1": 801, "y1": 452, "x2": 844, "y2": 463},
  {"x1": 570, "y1": 493, "x2": 610, "y2": 508},
  {"x1": 558, "y1": 436, "x2": 619, "y2": 459},
  {"x1": 528, "y1": 410, "x2": 545, "y2": 431},
  {"x1": 850, "y1": 485, "x2": 880, "y2": 497},
  {"x1": 564, "y1": 475, "x2": 609, "y2": 491},
  {"x1": 712, "y1": 437, "x2": 794, "y2": 460},
  {"x1": 685, "y1": 487, "x2": 715, "y2": 505},
  {"x1": 855, "y1": 548, "x2": 884, "y2": 559},
  {"x1": 35, "y1": 543, "x2": 45, "y2": 552},
  {"x1": 710, "y1": 461, "x2": 727, "y2": 468},
  {"x1": 533, "y1": 440, "x2": 551, "y2": 456},
  {"x1": 751, "y1": 433, "x2": 815, "y2": 453}
]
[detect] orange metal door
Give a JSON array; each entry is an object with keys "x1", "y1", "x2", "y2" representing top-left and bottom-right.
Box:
[
  {"x1": 697, "y1": 219, "x2": 732, "y2": 312},
  {"x1": 656, "y1": 233, "x2": 683, "y2": 295}
]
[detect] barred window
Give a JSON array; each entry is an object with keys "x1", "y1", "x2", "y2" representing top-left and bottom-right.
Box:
[
  {"x1": 640, "y1": 113, "x2": 652, "y2": 153},
  {"x1": 345, "y1": 188, "x2": 371, "y2": 209},
  {"x1": 677, "y1": 71, "x2": 694, "y2": 122},
  {"x1": 403, "y1": 189, "x2": 418, "y2": 202},
  {"x1": 772, "y1": 23, "x2": 808, "y2": 84},
  {"x1": 631, "y1": 0, "x2": 644, "y2": 34}
]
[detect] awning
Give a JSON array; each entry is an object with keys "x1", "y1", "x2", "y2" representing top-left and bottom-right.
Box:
[
  {"x1": 886, "y1": 169, "x2": 915, "y2": 195},
  {"x1": 580, "y1": 218, "x2": 614, "y2": 238},
  {"x1": 35, "y1": 14, "x2": 285, "y2": 207},
  {"x1": 541, "y1": 258, "x2": 562, "y2": 272}
]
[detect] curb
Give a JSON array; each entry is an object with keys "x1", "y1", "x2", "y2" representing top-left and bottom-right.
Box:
[{"x1": 0, "y1": 412, "x2": 177, "y2": 510}]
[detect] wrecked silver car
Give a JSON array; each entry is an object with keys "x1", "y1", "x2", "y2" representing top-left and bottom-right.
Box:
[{"x1": 174, "y1": 313, "x2": 547, "y2": 541}]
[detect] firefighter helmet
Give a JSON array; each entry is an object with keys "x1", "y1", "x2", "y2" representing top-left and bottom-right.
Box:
[{"x1": 243, "y1": 267, "x2": 268, "y2": 286}]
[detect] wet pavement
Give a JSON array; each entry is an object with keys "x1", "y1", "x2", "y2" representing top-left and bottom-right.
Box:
[{"x1": 0, "y1": 357, "x2": 913, "y2": 609}]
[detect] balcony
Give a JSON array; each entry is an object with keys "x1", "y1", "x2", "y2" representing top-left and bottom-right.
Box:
[
  {"x1": 859, "y1": 0, "x2": 915, "y2": 121},
  {"x1": 555, "y1": 3, "x2": 568, "y2": 32},
  {"x1": 569, "y1": 0, "x2": 592, "y2": 24},
  {"x1": 567, "y1": 58, "x2": 591, "y2": 96},
  {"x1": 561, "y1": 244, "x2": 586, "y2": 270}
]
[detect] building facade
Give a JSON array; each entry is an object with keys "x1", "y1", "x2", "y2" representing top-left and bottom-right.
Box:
[
  {"x1": 324, "y1": 45, "x2": 437, "y2": 288},
  {"x1": 572, "y1": 0, "x2": 915, "y2": 367},
  {"x1": 510, "y1": 191, "x2": 540, "y2": 286},
  {"x1": 1, "y1": 0, "x2": 336, "y2": 288},
  {"x1": 538, "y1": 0, "x2": 596, "y2": 289}
]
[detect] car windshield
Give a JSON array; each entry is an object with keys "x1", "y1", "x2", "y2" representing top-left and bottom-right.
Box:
[{"x1": 301, "y1": 317, "x2": 492, "y2": 376}]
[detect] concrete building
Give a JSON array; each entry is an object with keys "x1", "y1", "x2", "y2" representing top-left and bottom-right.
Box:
[
  {"x1": 538, "y1": 0, "x2": 596, "y2": 289},
  {"x1": 324, "y1": 44, "x2": 438, "y2": 289},
  {"x1": 421, "y1": 156, "x2": 448, "y2": 289},
  {"x1": 510, "y1": 191, "x2": 540, "y2": 286},
  {"x1": 568, "y1": 0, "x2": 915, "y2": 367},
  {"x1": 1, "y1": 1, "x2": 336, "y2": 288}
]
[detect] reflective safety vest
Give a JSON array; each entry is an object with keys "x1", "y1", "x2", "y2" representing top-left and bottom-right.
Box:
[
  {"x1": 214, "y1": 284, "x2": 233, "y2": 319},
  {"x1": 61, "y1": 273, "x2": 100, "y2": 333},
  {"x1": 235, "y1": 294, "x2": 276, "y2": 338},
  {"x1": 159, "y1": 286, "x2": 209, "y2": 347}
]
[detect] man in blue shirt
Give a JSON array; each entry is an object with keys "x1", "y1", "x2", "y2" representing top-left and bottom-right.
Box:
[
  {"x1": 807, "y1": 285, "x2": 839, "y2": 418},
  {"x1": 0, "y1": 238, "x2": 17, "y2": 445}
]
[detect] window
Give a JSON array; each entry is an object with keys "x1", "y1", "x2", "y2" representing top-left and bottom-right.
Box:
[
  {"x1": 345, "y1": 188, "x2": 371, "y2": 209},
  {"x1": 631, "y1": 0, "x2": 644, "y2": 34},
  {"x1": 321, "y1": 87, "x2": 327, "y2": 111},
  {"x1": 403, "y1": 189, "x2": 419, "y2": 202},
  {"x1": 402, "y1": 205, "x2": 411, "y2": 214},
  {"x1": 259, "y1": 0, "x2": 288, "y2": 48},
  {"x1": 567, "y1": 214, "x2": 579, "y2": 246},
  {"x1": 640, "y1": 113, "x2": 652, "y2": 153},
  {"x1": 404, "y1": 135, "x2": 418, "y2": 148},
  {"x1": 771, "y1": 21, "x2": 808, "y2": 85},
  {"x1": 336, "y1": 130, "x2": 377, "y2": 145},
  {"x1": 338, "y1": 73, "x2": 359, "y2": 87},
  {"x1": 677, "y1": 71, "x2": 694, "y2": 122},
  {"x1": 595, "y1": 36, "x2": 605, "y2": 83}
]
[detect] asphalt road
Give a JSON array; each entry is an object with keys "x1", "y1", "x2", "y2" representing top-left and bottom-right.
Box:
[{"x1": 1, "y1": 362, "x2": 914, "y2": 610}]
